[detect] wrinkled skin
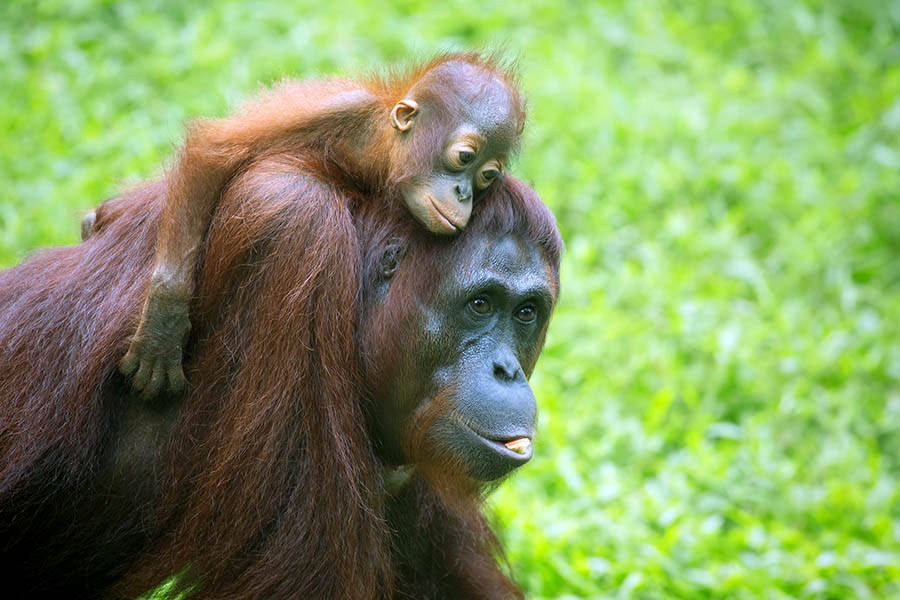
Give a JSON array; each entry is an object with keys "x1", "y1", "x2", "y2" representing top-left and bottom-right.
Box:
[{"x1": 367, "y1": 231, "x2": 555, "y2": 482}]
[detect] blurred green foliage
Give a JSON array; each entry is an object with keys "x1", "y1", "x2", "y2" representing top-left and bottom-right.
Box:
[{"x1": 2, "y1": 0, "x2": 899, "y2": 598}]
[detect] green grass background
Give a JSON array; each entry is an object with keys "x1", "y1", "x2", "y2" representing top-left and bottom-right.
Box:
[{"x1": 2, "y1": 0, "x2": 899, "y2": 598}]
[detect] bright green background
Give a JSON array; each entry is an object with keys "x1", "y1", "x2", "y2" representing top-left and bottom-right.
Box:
[{"x1": 2, "y1": 1, "x2": 899, "y2": 598}]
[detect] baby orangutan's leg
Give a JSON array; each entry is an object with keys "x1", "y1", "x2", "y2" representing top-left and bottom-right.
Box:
[{"x1": 118, "y1": 181, "x2": 204, "y2": 398}]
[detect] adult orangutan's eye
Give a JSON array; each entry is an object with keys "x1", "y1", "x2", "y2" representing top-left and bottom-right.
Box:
[
  {"x1": 469, "y1": 296, "x2": 491, "y2": 315},
  {"x1": 515, "y1": 305, "x2": 536, "y2": 323}
]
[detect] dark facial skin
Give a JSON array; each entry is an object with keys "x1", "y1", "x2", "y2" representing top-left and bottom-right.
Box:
[
  {"x1": 391, "y1": 62, "x2": 520, "y2": 235},
  {"x1": 369, "y1": 232, "x2": 555, "y2": 482}
]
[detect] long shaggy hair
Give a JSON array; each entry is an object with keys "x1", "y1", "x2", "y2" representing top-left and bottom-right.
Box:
[{"x1": 0, "y1": 169, "x2": 561, "y2": 599}]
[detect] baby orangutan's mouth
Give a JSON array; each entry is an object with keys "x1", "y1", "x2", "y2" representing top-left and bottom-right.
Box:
[{"x1": 429, "y1": 197, "x2": 461, "y2": 234}]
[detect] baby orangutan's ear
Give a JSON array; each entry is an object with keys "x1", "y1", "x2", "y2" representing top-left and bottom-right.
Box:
[{"x1": 390, "y1": 99, "x2": 419, "y2": 132}]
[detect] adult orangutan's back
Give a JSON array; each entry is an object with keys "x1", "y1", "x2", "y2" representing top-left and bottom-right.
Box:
[
  {"x1": 0, "y1": 184, "x2": 160, "y2": 415},
  {"x1": 0, "y1": 170, "x2": 387, "y2": 599},
  {"x1": 0, "y1": 185, "x2": 160, "y2": 456},
  {"x1": 0, "y1": 185, "x2": 164, "y2": 598}
]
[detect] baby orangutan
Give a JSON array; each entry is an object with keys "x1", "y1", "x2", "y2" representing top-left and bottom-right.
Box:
[{"x1": 86, "y1": 53, "x2": 526, "y2": 397}]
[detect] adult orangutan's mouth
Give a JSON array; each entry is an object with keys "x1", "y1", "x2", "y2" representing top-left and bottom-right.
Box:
[
  {"x1": 463, "y1": 424, "x2": 534, "y2": 463},
  {"x1": 503, "y1": 438, "x2": 532, "y2": 455}
]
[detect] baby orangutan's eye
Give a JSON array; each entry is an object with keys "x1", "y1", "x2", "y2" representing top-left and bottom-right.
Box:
[
  {"x1": 447, "y1": 142, "x2": 478, "y2": 170},
  {"x1": 476, "y1": 160, "x2": 503, "y2": 189}
]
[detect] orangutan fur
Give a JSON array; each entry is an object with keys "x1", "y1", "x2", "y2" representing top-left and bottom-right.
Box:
[{"x1": 0, "y1": 167, "x2": 561, "y2": 599}]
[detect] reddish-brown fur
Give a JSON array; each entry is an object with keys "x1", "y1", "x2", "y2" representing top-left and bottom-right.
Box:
[
  {"x1": 0, "y1": 168, "x2": 561, "y2": 599},
  {"x1": 152, "y1": 52, "x2": 526, "y2": 283},
  {"x1": 166, "y1": 51, "x2": 523, "y2": 218},
  {"x1": 121, "y1": 51, "x2": 527, "y2": 397}
]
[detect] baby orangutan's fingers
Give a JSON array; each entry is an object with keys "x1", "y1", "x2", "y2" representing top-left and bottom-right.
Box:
[
  {"x1": 131, "y1": 354, "x2": 152, "y2": 391},
  {"x1": 167, "y1": 363, "x2": 186, "y2": 396},
  {"x1": 143, "y1": 362, "x2": 165, "y2": 399},
  {"x1": 119, "y1": 349, "x2": 139, "y2": 377}
]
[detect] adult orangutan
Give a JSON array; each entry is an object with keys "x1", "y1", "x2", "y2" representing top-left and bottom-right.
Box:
[
  {"x1": 0, "y1": 171, "x2": 562, "y2": 599},
  {"x1": 90, "y1": 52, "x2": 526, "y2": 397}
]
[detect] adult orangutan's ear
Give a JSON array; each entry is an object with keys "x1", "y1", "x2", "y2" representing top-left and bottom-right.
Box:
[
  {"x1": 378, "y1": 241, "x2": 406, "y2": 279},
  {"x1": 390, "y1": 99, "x2": 419, "y2": 132}
]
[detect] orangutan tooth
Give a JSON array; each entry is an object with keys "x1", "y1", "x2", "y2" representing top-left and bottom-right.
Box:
[{"x1": 504, "y1": 438, "x2": 531, "y2": 454}]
